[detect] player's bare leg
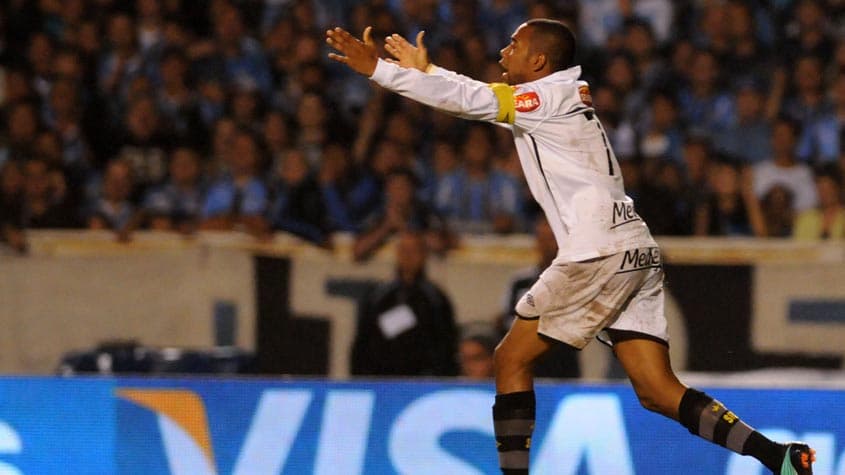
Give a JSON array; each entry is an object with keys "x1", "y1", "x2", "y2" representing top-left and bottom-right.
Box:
[
  {"x1": 614, "y1": 336, "x2": 816, "y2": 474},
  {"x1": 492, "y1": 317, "x2": 554, "y2": 474}
]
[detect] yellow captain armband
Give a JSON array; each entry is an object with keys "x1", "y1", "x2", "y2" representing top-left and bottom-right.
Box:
[{"x1": 489, "y1": 83, "x2": 516, "y2": 124}]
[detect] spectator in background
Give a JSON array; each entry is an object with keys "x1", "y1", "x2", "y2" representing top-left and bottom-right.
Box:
[
  {"x1": 793, "y1": 165, "x2": 845, "y2": 240},
  {"x1": 712, "y1": 79, "x2": 772, "y2": 164},
  {"x1": 262, "y1": 110, "x2": 292, "y2": 165},
  {"x1": 135, "y1": 0, "x2": 165, "y2": 58},
  {"x1": 752, "y1": 116, "x2": 818, "y2": 213},
  {"x1": 267, "y1": 147, "x2": 329, "y2": 246},
  {"x1": 143, "y1": 146, "x2": 204, "y2": 234},
  {"x1": 694, "y1": 161, "x2": 766, "y2": 237},
  {"x1": 295, "y1": 92, "x2": 331, "y2": 166},
  {"x1": 206, "y1": 116, "x2": 236, "y2": 178},
  {"x1": 591, "y1": 84, "x2": 636, "y2": 161},
  {"x1": 200, "y1": 128, "x2": 268, "y2": 236},
  {"x1": 722, "y1": 0, "x2": 772, "y2": 88},
  {"x1": 793, "y1": 66, "x2": 843, "y2": 165},
  {"x1": 418, "y1": 138, "x2": 459, "y2": 204},
  {"x1": 115, "y1": 95, "x2": 172, "y2": 196},
  {"x1": 622, "y1": 18, "x2": 667, "y2": 92},
  {"x1": 22, "y1": 158, "x2": 80, "y2": 229},
  {"x1": 761, "y1": 184, "x2": 796, "y2": 237},
  {"x1": 98, "y1": 13, "x2": 144, "y2": 104},
  {"x1": 677, "y1": 49, "x2": 734, "y2": 137},
  {"x1": 44, "y1": 77, "x2": 90, "y2": 172},
  {"x1": 435, "y1": 124, "x2": 521, "y2": 234},
  {"x1": 458, "y1": 321, "x2": 498, "y2": 380},
  {"x1": 351, "y1": 230, "x2": 458, "y2": 377},
  {"x1": 318, "y1": 142, "x2": 360, "y2": 233},
  {"x1": 2, "y1": 101, "x2": 40, "y2": 163},
  {"x1": 26, "y1": 31, "x2": 55, "y2": 100},
  {"x1": 578, "y1": 0, "x2": 673, "y2": 49},
  {"x1": 782, "y1": 0, "x2": 834, "y2": 64},
  {"x1": 352, "y1": 137, "x2": 414, "y2": 225},
  {"x1": 682, "y1": 137, "x2": 714, "y2": 194},
  {"x1": 229, "y1": 85, "x2": 263, "y2": 132},
  {"x1": 353, "y1": 168, "x2": 452, "y2": 261},
  {"x1": 637, "y1": 160, "x2": 695, "y2": 236},
  {"x1": 601, "y1": 53, "x2": 646, "y2": 125},
  {"x1": 196, "y1": 77, "x2": 227, "y2": 127},
  {"x1": 499, "y1": 217, "x2": 580, "y2": 379},
  {"x1": 783, "y1": 55, "x2": 837, "y2": 163},
  {"x1": 87, "y1": 159, "x2": 141, "y2": 241},
  {"x1": 154, "y1": 48, "x2": 204, "y2": 149},
  {"x1": 190, "y1": 3, "x2": 272, "y2": 99},
  {"x1": 0, "y1": 161, "x2": 26, "y2": 253},
  {"x1": 637, "y1": 90, "x2": 684, "y2": 165}
]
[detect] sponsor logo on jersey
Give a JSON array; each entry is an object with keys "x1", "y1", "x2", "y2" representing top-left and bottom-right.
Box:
[
  {"x1": 611, "y1": 201, "x2": 641, "y2": 227},
  {"x1": 619, "y1": 248, "x2": 661, "y2": 272},
  {"x1": 579, "y1": 85, "x2": 593, "y2": 106},
  {"x1": 525, "y1": 292, "x2": 535, "y2": 307},
  {"x1": 515, "y1": 91, "x2": 541, "y2": 112}
]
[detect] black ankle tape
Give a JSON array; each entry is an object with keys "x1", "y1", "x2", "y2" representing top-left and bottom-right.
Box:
[
  {"x1": 494, "y1": 391, "x2": 535, "y2": 419},
  {"x1": 678, "y1": 388, "x2": 712, "y2": 434}
]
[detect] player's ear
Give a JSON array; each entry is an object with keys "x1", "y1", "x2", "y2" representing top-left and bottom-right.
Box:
[{"x1": 532, "y1": 52, "x2": 547, "y2": 72}]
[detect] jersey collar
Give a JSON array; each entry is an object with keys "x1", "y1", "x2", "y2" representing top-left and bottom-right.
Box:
[{"x1": 535, "y1": 65, "x2": 582, "y2": 85}]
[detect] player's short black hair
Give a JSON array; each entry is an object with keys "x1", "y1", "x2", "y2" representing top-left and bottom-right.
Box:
[{"x1": 524, "y1": 19, "x2": 576, "y2": 71}]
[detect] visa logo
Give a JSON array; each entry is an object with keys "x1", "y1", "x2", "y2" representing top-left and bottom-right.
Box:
[
  {"x1": 117, "y1": 389, "x2": 640, "y2": 474},
  {"x1": 117, "y1": 388, "x2": 845, "y2": 475}
]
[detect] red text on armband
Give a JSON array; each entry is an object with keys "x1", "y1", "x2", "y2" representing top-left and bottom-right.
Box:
[
  {"x1": 514, "y1": 91, "x2": 541, "y2": 112},
  {"x1": 579, "y1": 85, "x2": 593, "y2": 106}
]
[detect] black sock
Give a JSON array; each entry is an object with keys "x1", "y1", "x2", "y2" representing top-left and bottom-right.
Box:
[
  {"x1": 743, "y1": 431, "x2": 787, "y2": 472},
  {"x1": 678, "y1": 388, "x2": 784, "y2": 472},
  {"x1": 493, "y1": 391, "x2": 535, "y2": 475}
]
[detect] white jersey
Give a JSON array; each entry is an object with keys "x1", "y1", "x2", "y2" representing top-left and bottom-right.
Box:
[{"x1": 370, "y1": 59, "x2": 657, "y2": 262}]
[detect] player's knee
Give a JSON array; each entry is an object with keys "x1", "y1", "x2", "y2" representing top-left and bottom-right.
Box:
[
  {"x1": 636, "y1": 391, "x2": 663, "y2": 414},
  {"x1": 634, "y1": 387, "x2": 675, "y2": 416}
]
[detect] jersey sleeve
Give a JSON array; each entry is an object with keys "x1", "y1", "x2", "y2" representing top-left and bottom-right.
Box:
[
  {"x1": 370, "y1": 59, "x2": 508, "y2": 123},
  {"x1": 427, "y1": 64, "x2": 488, "y2": 88}
]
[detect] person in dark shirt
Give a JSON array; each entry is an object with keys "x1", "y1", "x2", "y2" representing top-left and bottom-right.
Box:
[
  {"x1": 353, "y1": 168, "x2": 454, "y2": 261},
  {"x1": 267, "y1": 147, "x2": 329, "y2": 246},
  {"x1": 143, "y1": 146, "x2": 205, "y2": 234},
  {"x1": 22, "y1": 159, "x2": 81, "y2": 229},
  {"x1": 0, "y1": 161, "x2": 27, "y2": 252},
  {"x1": 351, "y1": 231, "x2": 458, "y2": 377}
]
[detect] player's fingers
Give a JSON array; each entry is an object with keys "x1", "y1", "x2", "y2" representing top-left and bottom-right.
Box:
[
  {"x1": 388, "y1": 34, "x2": 410, "y2": 51},
  {"x1": 415, "y1": 30, "x2": 425, "y2": 48},
  {"x1": 328, "y1": 27, "x2": 355, "y2": 46},
  {"x1": 362, "y1": 26, "x2": 373, "y2": 46},
  {"x1": 327, "y1": 52, "x2": 348, "y2": 63}
]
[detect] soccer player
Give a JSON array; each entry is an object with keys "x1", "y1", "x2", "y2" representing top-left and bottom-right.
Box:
[{"x1": 326, "y1": 20, "x2": 815, "y2": 475}]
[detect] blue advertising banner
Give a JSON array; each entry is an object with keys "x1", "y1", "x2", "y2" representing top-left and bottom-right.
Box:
[{"x1": 0, "y1": 376, "x2": 842, "y2": 474}]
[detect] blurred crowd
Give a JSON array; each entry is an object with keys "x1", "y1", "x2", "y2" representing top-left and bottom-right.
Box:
[{"x1": 2, "y1": 0, "x2": 845, "y2": 256}]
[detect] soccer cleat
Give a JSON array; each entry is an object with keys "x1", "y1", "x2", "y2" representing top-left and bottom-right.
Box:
[{"x1": 778, "y1": 442, "x2": 814, "y2": 475}]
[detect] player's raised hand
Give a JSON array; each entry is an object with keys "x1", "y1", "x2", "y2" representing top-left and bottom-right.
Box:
[
  {"x1": 384, "y1": 31, "x2": 429, "y2": 72},
  {"x1": 326, "y1": 26, "x2": 379, "y2": 76}
]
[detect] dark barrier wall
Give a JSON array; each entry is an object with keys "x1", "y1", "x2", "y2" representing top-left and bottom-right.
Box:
[{"x1": 254, "y1": 257, "x2": 842, "y2": 375}]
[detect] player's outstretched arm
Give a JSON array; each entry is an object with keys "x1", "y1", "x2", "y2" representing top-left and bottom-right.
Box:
[
  {"x1": 384, "y1": 31, "x2": 429, "y2": 72},
  {"x1": 328, "y1": 26, "x2": 501, "y2": 123},
  {"x1": 326, "y1": 26, "x2": 378, "y2": 76}
]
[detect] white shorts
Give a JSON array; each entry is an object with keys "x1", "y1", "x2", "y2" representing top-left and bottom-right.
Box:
[{"x1": 514, "y1": 246, "x2": 668, "y2": 349}]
